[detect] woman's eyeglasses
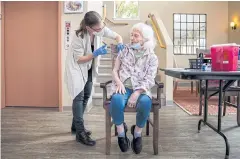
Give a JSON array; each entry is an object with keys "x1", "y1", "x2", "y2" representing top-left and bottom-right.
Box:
[{"x1": 90, "y1": 21, "x2": 106, "y2": 32}]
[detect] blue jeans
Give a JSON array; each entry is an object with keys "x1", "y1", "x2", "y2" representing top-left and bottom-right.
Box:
[
  {"x1": 72, "y1": 67, "x2": 92, "y2": 132},
  {"x1": 109, "y1": 88, "x2": 152, "y2": 128}
]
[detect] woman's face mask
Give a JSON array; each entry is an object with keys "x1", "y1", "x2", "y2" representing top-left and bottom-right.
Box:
[
  {"x1": 87, "y1": 21, "x2": 105, "y2": 36},
  {"x1": 130, "y1": 43, "x2": 141, "y2": 49},
  {"x1": 130, "y1": 29, "x2": 143, "y2": 49},
  {"x1": 92, "y1": 30, "x2": 104, "y2": 36}
]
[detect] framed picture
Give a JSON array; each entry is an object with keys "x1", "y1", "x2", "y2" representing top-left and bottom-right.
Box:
[{"x1": 64, "y1": 1, "x2": 83, "y2": 14}]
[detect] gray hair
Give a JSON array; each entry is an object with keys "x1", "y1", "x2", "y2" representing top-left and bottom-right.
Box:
[{"x1": 130, "y1": 23, "x2": 156, "y2": 51}]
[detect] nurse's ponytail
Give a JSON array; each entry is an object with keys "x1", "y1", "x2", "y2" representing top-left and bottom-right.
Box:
[
  {"x1": 76, "y1": 19, "x2": 87, "y2": 38},
  {"x1": 75, "y1": 11, "x2": 102, "y2": 39}
]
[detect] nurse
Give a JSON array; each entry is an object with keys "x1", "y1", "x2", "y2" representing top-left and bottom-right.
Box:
[{"x1": 65, "y1": 11, "x2": 124, "y2": 146}]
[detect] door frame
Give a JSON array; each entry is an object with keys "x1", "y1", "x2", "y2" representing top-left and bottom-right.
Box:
[
  {"x1": 1, "y1": 2, "x2": 5, "y2": 109},
  {"x1": 1, "y1": 2, "x2": 63, "y2": 111}
]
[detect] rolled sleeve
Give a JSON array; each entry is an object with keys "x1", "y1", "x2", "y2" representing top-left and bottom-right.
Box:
[
  {"x1": 117, "y1": 46, "x2": 128, "y2": 61},
  {"x1": 71, "y1": 37, "x2": 84, "y2": 62},
  {"x1": 103, "y1": 27, "x2": 117, "y2": 40}
]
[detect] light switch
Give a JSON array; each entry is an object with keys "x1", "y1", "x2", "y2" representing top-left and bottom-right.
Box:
[{"x1": 65, "y1": 21, "x2": 71, "y2": 50}]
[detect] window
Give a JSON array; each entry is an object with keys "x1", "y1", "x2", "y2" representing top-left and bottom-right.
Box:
[
  {"x1": 114, "y1": 1, "x2": 139, "y2": 20},
  {"x1": 173, "y1": 13, "x2": 207, "y2": 54}
]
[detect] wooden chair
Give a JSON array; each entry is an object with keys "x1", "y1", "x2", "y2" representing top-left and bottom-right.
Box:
[
  {"x1": 198, "y1": 80, "x2": 220, "y2": 116},
  {"x1": 100, "y1": 80, "x2": 164, "y2": 155},
  {"x1": 199, "y1": 80, "x2": 240, "y2": 116},
  {"x1": 223, "y1": 81, "x2": 240, "y2": 118},
  {"x1": 173, "y1": 50, "x2": 199, "y2": 96},
  {"x1": 174, "y1": 48, "x2": 211, "y2": 96},
  {"x1": 174, "y1": 80, "x2": 198, "y2": 96}
]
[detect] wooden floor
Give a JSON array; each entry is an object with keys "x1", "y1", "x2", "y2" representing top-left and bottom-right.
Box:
[{"x1": 1, "y1": 105, "x2": 240, "y2": 159}]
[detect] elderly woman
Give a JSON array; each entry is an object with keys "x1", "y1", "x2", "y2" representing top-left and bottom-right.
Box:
[{"x1": 110, "y1": 23, "x2": 158, "y2": 154}]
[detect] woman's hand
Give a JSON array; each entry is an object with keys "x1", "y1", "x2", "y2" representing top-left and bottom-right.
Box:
[
  {"x1": 115, "y1": 81, "x2": 126, "y2": 94},
  {"x1": 92, "y1": 45, "x2": 107, "y2": 57},
  {"x1": 127, "y1": 91, "x2": 141, "y2": 108}
]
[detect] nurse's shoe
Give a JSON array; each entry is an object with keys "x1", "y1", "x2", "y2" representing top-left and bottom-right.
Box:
[
  {"x1": 76, "y1": 131, "x2": 96, "y2": 146},
  {"x1": 71, "y1": 126, "x2": 92, "y2": 136}
]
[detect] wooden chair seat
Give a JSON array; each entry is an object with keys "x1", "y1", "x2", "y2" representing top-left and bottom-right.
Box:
[{"x1": 103, "y1": 98, "x2": 161, "y2": 112}]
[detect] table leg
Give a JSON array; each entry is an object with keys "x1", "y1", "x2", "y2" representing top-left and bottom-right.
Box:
[
  {"x1": 218, "y1": 80, "x2": 223, "y2": 131},
  {"x1": 198, "y1": 80, "x2": 230, "y2": 159},
  {"x1": 199, "y1": 80, "x2": 203, "y2": 116},
  {"x1": 204, "y1": 80, "x2": 208, "y2": 122},
  {"x1": 237, "y1": 80, "x2": 240, "y2": 126}
]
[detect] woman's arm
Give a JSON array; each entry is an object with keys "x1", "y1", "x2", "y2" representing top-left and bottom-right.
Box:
[
  {"x1": 103, "y1": 27, "x2": 124, "y2": 52},
  {"x1": 112, "y1": 56, "x2": 122, "y2": 84},
  {"x1": 72, "y1": 36, "x2": 106, "y2": 64},
  {"x1": 112, "y1": 55, "x2": 126, "y2": 94},
  {"x1": 77, "y1": 54, "x2": 94, "y2": 64},
  {"x1": 72, "y1": 36, "x2": 93, "y2": 64},
  {"x1": 77, "y1": 45, "x2": 107, "y2": 63},
  {"x1": 115, "y1": 34, "x2": 123, "y2": 44},
  {"x1": 103, "y1": 27, "x2": 123, "y2": 43}
]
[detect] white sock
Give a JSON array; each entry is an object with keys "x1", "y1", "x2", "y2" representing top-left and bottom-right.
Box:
[{"x1": 117, "y1": 124, "x2": 125, "y2": 137}]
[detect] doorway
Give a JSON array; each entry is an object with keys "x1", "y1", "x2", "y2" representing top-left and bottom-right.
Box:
[{"x1": 3, "y1": 2, "x2": 59, "y2": 107}]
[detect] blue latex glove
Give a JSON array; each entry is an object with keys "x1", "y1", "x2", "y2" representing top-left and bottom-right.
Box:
[
  {"x1": 93, "y1": 45, "x2": 107, "y2": 57},
  {"x1": 117, "y1": 43, "x2": 124, "y2": 53}
]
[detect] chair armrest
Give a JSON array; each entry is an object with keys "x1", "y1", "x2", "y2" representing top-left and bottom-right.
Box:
[
  {"x1": 155, "y1": 81, "x2": 164, "y2": 103},
  {"x1": 100, "y1": 80, "x2": 112, "y2": 89},
  {"x1": 155, "y1": 81, "x2": 164, "y2": 88},
  {"x1": 100, "y1": 80, "x2": 112, "y2": 102}
]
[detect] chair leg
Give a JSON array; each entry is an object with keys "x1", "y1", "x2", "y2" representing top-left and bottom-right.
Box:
[
  {"x1": 173, "y1": 81, "x2": 178, "y2": 94},
  {"x1": 196, "y1": 81, "x2": 199, "y2": 97},
  {"x1": 191, "y1": 81, "x2": 193, "y2": 94},
  {"x1": 114, "y1": 125, "x2": 118, "y2": 136},
  {"x1": 232, "y1": 96, "x2": 237, "y2": 104},
  {"x1": 153, "y1": 108, "x2": 159, "y2": 155},
  {"x1": 223, "y1": 95, "x2": 229, "y2": 116},
  {"x1": 146, "y1": 119, "x2": 150, "y2": 136},
  {"x1": 105, "y1": 109, "x2": 111, "y2": 155}
]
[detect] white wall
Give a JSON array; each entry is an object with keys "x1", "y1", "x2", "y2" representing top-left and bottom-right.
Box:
[
  {"x1": 153, "y1": 15, "x2": 174, "y2": 105},
  {"x1": 228, "y1": 1, "x2": 240, "y2": 44},
  {"x1": 103, "y1": 1, "x2": 229, "y2": 67}
]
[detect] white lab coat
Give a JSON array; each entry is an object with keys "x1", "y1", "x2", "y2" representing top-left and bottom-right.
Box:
[{"x1": 64, "y1": 27, "x2": 117, "y2": 100}]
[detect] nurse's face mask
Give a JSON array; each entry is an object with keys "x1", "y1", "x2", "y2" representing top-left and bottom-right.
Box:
[{"x1": 87, "y1": 21, "x2": 106, "y2": 36}]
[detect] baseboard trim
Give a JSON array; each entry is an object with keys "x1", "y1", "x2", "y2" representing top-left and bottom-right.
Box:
[
  {"x1": 166, "y1": 100, "x2": 174, "y2": 106},
  {"x1": 63, "y1": 106, "x2": 72, "y2": 111}
]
